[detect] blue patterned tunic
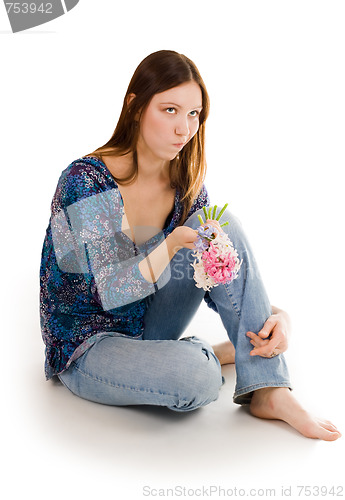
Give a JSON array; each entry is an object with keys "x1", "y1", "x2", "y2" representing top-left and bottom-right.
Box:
[{"x1": 40, "y1": 156, "x2": 210, "y2": 379}]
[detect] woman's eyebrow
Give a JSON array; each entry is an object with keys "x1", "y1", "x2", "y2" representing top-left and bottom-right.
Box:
[{"x1": 160, "y1": 102, "x2": 203, "y2": 109}]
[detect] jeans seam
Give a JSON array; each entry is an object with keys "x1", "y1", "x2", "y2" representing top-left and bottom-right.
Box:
[
  {"x1": 222, "y1": 283, "x2": 241, "y2": 320},
  {"x1": 234, "y1": 381, "x2": 292, "y2": 397},
  {"x1": 222, "y1": 247, "x2": 252, "y2": 320},
  {"x1": 71, "y1": 363, "x2": 193, "y2": 402}
]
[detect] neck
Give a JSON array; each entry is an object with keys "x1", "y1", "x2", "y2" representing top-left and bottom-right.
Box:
[
  {"x1": 135, "y1": 141, "x2": 170, "y2": 185},
  {"x1": 137, "y1": 158, "x2": 170, "y2": 185}
]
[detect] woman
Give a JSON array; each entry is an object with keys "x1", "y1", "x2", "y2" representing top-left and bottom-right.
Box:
[{"x1": 40, "y1": 50, "x2": 340, "y2": 440}]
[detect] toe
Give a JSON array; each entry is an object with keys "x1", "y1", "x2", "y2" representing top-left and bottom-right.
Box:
[
  {"x1": 299, "y1": 420, "x2": 341, "y2": 441},
  {"x1": 322, "y1": 418, "x2": 337, "y2": 427},
  {"x1": 323, "y1": 423, "x2": 340, "y2": 432},
  {"x1": 317, "y1": 425, "x2": 341, "y2": 441},
  {"x1": 318, "y1": 419, "x2": 341, "y2": 434}
]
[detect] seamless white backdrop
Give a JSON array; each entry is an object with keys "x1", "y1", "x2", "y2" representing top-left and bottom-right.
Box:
[{"x1": 1, "y1": 1, "x2": 344, "y2": 499}]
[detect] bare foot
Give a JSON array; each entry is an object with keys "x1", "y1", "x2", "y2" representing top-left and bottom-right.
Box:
[
  {"x1": 212, "y1": 340, "x2": 236, "y2": 365},
  {"x1": 250, "y1": 387, "x2": 341, "y2": 441}
]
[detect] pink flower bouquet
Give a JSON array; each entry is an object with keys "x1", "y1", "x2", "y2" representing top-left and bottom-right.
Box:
[{"x1": 190, "y1": 204, "x2": 242, "y2": 292}]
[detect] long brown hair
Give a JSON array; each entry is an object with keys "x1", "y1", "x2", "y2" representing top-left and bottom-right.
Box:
[{"x1": 85, "y1": 50, "x2": 210, "y2": 225}]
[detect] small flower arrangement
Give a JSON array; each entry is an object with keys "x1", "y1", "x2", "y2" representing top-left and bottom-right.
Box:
[{"x1": 190, "y1": 204, "x2": 242, "y2": 291}]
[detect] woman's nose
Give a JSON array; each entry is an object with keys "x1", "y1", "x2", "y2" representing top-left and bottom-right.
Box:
[{"x1": 175, "y1": 116, "x2": 189, "y2": 137}]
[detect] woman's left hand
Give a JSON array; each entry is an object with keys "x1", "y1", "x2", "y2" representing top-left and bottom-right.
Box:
[
  {"x1": 204, "y1": 219, "x2": 224, "y2": 234},
  {"x1": 246, "y1": 306, "x2": 291, "y2": 358}
]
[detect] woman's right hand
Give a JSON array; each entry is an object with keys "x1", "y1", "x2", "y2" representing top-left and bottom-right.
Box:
[{"x1": 170, "y1": 226, "x2": 199, "y2": 251}]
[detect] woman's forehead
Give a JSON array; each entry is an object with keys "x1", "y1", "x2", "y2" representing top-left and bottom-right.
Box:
[{"x1": 152, "y1": 81, "x2": 202, "y2": 106}]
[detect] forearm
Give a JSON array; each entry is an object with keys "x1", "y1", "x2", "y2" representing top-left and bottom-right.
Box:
[{"x1": 139, "y1": 233, "x2": 179, "y2": 283}]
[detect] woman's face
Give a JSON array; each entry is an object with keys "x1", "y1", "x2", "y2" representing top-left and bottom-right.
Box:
[{"x1": 136, "y1": 80, "x2": 203, "y2": 163}]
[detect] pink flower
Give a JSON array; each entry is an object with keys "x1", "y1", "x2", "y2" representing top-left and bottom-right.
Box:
[
  {"x1": 191, "y1": 233, "x2": 242, "y2": 291},
  {"x1": 202, "y1": 242, "x2": 238, "y2": 283},
  {"x1": 190, "y1": 204, "x2": 242, "y2": 291}
]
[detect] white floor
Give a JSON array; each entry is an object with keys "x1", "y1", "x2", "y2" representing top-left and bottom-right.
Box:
[
  {"x1": 4, "y1": 296, "x2": 344, "y2": 500},
  {"x1": 2, "y1": 3, "x2": 344, "y2": 498}
]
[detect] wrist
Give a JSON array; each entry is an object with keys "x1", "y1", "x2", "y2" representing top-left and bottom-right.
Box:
[
  {"x1": 166, "y1": 232, "x2": 181, "y2": 257},
  {"x1": 276, "y1": 309, "x2": 292, "y2": 338}
]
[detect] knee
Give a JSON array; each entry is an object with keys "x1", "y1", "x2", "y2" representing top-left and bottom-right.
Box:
[
  {"x1": 169, "y1": 338, "x2": 223, "y2": 412},
  {"x1": 217, "y1": 209, "x2": 244, "y2": 243},
  {"x1": 185, "y1": 207, "x2": 243, "y2": 241}
]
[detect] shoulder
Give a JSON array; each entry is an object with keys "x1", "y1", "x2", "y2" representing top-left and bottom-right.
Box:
[
  {"x1": 184, "y1": 183, "x2": 211, "y2": 220},
  {"x1": 198, "y1": 184, "x2": 210, "y2": 204},
  {"x1": 191, "y1": 183, "x2": 211, "y2": 209},
  {"x1": 59, "y1": 155, "x2": 110, "y2": 187},
  {"x1": 52, "y1": 156, "x2": 116, "y2": 214}
]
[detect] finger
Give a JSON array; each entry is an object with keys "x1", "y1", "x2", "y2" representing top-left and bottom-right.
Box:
[
  {"x1": 250, "y1": 340, "x2": 280, "y2": 357},
  {"x1": 205, "y1": 219, "x2": 222, "y2": 232},
  {"x1": 250, "y1": 348, "x2": 280, "y2": 358},
  {"x1": 252, "y1": 342, "x2": 279, "y2": 356},
  {"x1": 253, "y1": 340, "x2": 288, "y2": 356},
  {"x1": 248, "y1": 330, "x2": 284, "y2": 347},
  {"x1": 258, "y1": 328, "x2": 272, "y2": 339},
  {"x1": 259, "y1": 317, "x2": 278, "y2": 339},
  {"x1": 247, "y1": 331, "x2": 270, "y2": 347},
  {"x1": 246, "y1": 331, "x2": 266, "y2": 341},
  {"x1": 250, "y1": 338, "x2": 269, "y2": 348},
  {"x1": 258, "y1": 326, "x2": 287, "y2": 351},
  {"x1": 247, "y1": 330, "x2": 283, "y2": 355},
  {"x1": 250, "y1": 340, "x2": 267, "y2": 349}
]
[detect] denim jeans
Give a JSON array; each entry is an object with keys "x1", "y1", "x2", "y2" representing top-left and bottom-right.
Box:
[{"x1": 59, "y1": 208, "x2": 292, "y2": 409}]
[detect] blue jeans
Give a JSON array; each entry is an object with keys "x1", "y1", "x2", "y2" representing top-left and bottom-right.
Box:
[{"x1": 59, "y1": 208, "x2": 291, "y2": 410}]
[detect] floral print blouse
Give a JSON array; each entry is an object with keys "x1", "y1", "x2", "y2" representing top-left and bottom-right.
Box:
[{"x1": 40, "y1": 156, "x2": 210, "y2": 379}]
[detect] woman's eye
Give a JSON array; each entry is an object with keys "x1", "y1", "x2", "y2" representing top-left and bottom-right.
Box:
[{"x1": 165, "y1": 108, "x2": 199, "y2": 116}]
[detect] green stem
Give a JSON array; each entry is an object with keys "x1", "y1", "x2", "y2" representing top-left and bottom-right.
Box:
[
  {"x1": 212, "y1": 205, "x2": 217, "y2": 219},
  {"x1": 215, "y1": 203, "x2": 228, "y2": 221}
]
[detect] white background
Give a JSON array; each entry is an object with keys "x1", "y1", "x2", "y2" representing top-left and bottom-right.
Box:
[{"x1": 1, "y1": 1, "x2": 344, "y2": 499}]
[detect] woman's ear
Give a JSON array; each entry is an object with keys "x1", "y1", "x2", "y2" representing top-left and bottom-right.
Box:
[
  {"x1": 127, "y1": 93, "x2": 136, "y2": 106},
  {"x1": 127, "y1": 93, "x2": 141, "y2": 122}
]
